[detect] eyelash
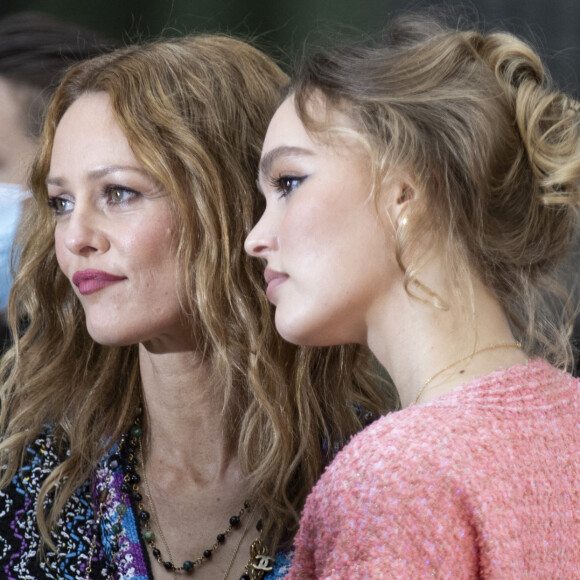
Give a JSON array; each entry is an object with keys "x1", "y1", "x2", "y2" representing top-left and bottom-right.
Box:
[
  {"x1": 46, "y1": 196, "x2": 72, "y2": 215},
  {"x1": 47, "y1": 185, "x2": 140, "y2": 216},
  {"x1": 103, "y1": 185, "x2": 139, "y2": 204},
  {"x1": 269, "y1": 175, "x2": 306, "y2": 198}
]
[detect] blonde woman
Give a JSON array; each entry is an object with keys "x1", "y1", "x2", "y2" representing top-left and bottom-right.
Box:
[
  {"x1": 0, "y1": 35, "x2": 388, "y2": 579},
  {"x1": 246, "y1": 13, "x2": 580, "y2": 578}
]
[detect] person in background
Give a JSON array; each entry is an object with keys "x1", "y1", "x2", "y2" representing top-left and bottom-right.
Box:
[
  {"x1": 246, "y1": 12, "x2": 580, "y2": 577},
  {"x1": 0, "y1": 33, "x2": 389, "y2": 579},
  {"x1": 0, "y1": 11, "x2": 114, "y2": 351}
]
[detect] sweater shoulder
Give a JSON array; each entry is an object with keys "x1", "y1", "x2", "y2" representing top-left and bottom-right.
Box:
[
  {"x1": 290, "y1": 361, "x2": 580, "y2": 578},
  {"x1": 316, "y1": 359, "x2": 580, "y2": 496}
]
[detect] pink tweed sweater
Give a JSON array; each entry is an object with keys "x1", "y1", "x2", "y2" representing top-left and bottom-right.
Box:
[{"x1": 288, "y1": 359, "x2": 580, "y2": 579}]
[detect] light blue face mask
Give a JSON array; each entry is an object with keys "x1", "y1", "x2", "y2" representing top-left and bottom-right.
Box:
[{"x1": 0, "y1": 183, "x2": 26, "y2": 312}]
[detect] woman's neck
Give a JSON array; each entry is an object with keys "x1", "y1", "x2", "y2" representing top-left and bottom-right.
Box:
[
  {"x1": 368, "y1": 273, "x2": 528, "y2": 408},
  {"x1": 137, "y1": 344, "x2": 236, "y2": 484},
  {"x1": 131, "y1": 345, "x2": 254, "y2": 580}
]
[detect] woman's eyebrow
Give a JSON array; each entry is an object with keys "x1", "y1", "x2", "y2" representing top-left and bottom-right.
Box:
[
  {"x1": 259, "y1": 146, "x2": 314, "y2": 179},
  {"x1": 46, "y1": 165, "x2": 149, "y2": 186}
]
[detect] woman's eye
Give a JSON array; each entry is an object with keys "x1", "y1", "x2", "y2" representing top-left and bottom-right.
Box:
[
  {"x1": 47, "y1": 196, "x2": 73, "y2": 215},
  {"x1": 271, "y1": 175, "x2": 305, "y2": 198},
  {"x1": 105, "y1": 185, "x2": 138, "y2": 204}
]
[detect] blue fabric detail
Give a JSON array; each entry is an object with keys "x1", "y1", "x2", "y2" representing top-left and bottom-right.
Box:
[
  {"x1": 0, "y1": 184, "x2": 23, "y2": 311},
  {"x1": 265, "y1": 548, "x2": 293, "y2": 578}
]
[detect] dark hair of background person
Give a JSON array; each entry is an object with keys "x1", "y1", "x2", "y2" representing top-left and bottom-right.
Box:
[
  {"x1": 0, "y1": 11, "x2": 116, "y2": 137},
  {"x1": 0, "y1": 11, "x2": 115, "y2": 353}
]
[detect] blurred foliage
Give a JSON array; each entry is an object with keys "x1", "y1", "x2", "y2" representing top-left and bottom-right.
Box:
[
  {"x1": 1, "y1": 0, "x2": 576, "y2": 89},
  {"x1": 1, "y1": 0, "x2": 396, "y2": 39},
  {"x1": 0, "y1": 0, "x2": 399, "y2": 70}
]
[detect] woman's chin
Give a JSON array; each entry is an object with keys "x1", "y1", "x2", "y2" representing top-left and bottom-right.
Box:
[{"x1": 275, "y1": 317, "x2": 334, "y2": 348}]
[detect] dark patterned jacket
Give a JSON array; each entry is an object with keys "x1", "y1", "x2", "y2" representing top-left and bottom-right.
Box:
[{"x1": 0, "y1": 431, "x2": 292, "y2": 579}]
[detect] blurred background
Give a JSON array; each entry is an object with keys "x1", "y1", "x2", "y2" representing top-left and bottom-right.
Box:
[{"x1": 1, "y1": 0, "x2": 579, "y2": 94}]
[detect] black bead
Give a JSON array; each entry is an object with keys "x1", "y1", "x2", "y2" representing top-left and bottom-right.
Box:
[
  {"x1": 134, "y1": 492, "x2": 143, "y2": 502},
  {"x1": 256, "y1": 519, "x2": 263, "y2": 532},
  {"x1": 139, "y1": 510, "x2": 150, "y2": 521},
  {"x1": 152, "y1": 548, "x2": 161, "y2": 558},
  {"x1": 164, "y1": 561, "x2": 174, "y2": 570},
  {"x1": 107, "y1": 563, "x2": 118, "y2": 574},
  {"x1": 108, "y1": 454, "x2": 121, "y2": 470},
  {"x1": 111, "y1": 541, "x2": 120, "y2": 553},
  {"x1": 217, "y1": 533, "x2": 226, "y2": 543},
  {"x1": 120, "y1": 483, "x2": 130, "y2": 493},
  {"x1": 229, "y1": 515, "x2": 241, "y2": 528},
  {"x1": 240, "y1": 574, "x2": 250, "y2": 580},
  {"x1": 130, "y1": 473, "x2": 141, "y2": 484},
  {"x1": 126, "y1": 445, "x2": 135, "y2": 455},
  {"x1": 203, "y1": 549, "x2": 212, "y2": 559}
]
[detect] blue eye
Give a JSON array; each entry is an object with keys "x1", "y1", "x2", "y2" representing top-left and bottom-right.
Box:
[
  {"x1": 271, "y1": 175, "x2": 306, "y2": 198},
  {"x1": 47, "y1": 196, "x2": 74, "y2": 216}
]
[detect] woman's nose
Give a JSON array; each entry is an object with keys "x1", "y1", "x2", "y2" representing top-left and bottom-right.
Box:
[
  {"x1": 61, "y1": 205, "x2": 109, "y2": 256},
  {"x1": 245, "y1": 214, "x2": 278, "y2": 257}
]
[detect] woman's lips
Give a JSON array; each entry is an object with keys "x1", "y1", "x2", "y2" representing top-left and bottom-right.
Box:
[
  {"x1": 264, "y1": 268, "x2": 288, "y2": 300},
  {"x1": 72, "y1": 269, "x2": 127, "y2": 296}
]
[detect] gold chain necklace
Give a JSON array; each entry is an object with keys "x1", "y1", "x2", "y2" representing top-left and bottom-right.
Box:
[
  {"x1": 413, "y1": 342, "x2": 522, "y2": 405},
  {"x1": 141, "y1": 444, "x2": 176, "y2": 575},
  {"x1": 222, "y1": 514, "x2": 253, "y2": 580}
]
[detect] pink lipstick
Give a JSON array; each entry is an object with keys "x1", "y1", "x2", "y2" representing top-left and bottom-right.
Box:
[
  {"x1": 264, "y1": 268, "x2": 288, "y2": 300},
  {"x1": 72, "y1": 269, "x2": 126, "y2": 296}
]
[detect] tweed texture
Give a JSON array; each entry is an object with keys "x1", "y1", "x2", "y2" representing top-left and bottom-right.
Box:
[
  {"x1": 0, "y1": 431, "x2": 292, "y2": 579},
  {"x1": 289, "y1": 359, "x2": 580, "y2": 579}
]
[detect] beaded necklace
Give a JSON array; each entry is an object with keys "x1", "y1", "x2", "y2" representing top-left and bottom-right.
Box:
[
  {"x1": 135, "y1": 433, "x2": 250, "y2": 573},
  {"x1": 85, "y1": 417, "x2": 275, "y2": 579}
]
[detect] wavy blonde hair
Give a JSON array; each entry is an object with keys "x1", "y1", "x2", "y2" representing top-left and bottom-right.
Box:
[
  {"x1": 292, "y1": 13, "x2": 580, "y2": 370},
  {"x1": 0, "y1": 34, "x2": 391, "y2": 552}
]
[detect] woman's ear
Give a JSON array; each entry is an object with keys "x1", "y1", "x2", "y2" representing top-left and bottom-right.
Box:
[{"x1": 390, "y1": 182, "x2": 417, "y2": 229}]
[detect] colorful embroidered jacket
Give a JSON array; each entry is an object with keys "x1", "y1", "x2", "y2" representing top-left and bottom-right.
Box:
[{"x1": 0, "y1": 431, "x2": 292, "y2": 579}]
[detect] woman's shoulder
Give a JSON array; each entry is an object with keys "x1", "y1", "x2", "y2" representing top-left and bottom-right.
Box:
[
  {"x1": 3, "y1": 427, "x2": 63, "y2": 493},
  {"x1": 317, "y1": 359, "x2": 580, "y2": 497},
  {"x1": 317, "y1": 404, "x2": 459, "y2": 498},
  {"x1": 290, "y1": 360, "x2": 580, "y2": 577},
  {"x1": 0, "y1": 427, "x2": 102, "y2": 579}
]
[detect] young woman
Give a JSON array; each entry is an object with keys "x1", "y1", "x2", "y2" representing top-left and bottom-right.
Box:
[
  {"x1": 0, "y1": 35, "x2": 388, "y2": 579},
  {"x1": 246, "y1": 14, "x2": 580, "y2": 577}
]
